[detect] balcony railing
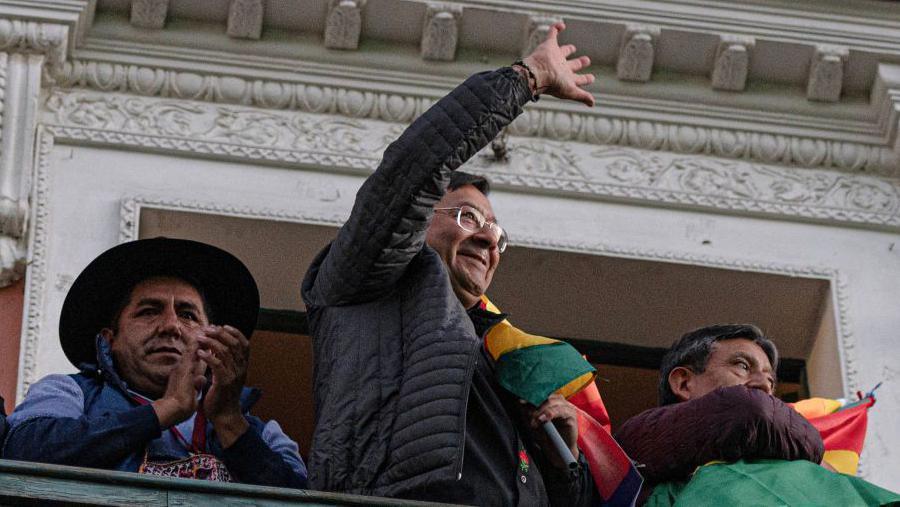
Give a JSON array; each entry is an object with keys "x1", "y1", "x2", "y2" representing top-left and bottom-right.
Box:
[{"x1": 0, "y1": 459, "x2": 450, "y2": 506}]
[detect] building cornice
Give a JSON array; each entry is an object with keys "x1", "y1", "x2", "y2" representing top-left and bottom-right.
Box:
[
  {"x1": 463, "y1": 0, "x2": 900, "y2": 53},
  {"x1": 50, "y1": 50, "x2": 900, "y2": 176}
]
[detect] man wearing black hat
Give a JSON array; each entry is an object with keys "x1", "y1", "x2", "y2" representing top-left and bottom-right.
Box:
[{"x1": 3, "y1": 238, "x2": 307, "y2": 488}]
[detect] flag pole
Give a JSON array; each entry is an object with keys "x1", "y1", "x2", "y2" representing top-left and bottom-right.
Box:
[{"x1": 542, "y1": 421, "x2": 578, "y2": 470}]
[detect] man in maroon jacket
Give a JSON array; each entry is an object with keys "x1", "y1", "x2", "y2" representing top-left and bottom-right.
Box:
[{"x1": 614, "y1": 324, "x2": 825, "y2": 499}]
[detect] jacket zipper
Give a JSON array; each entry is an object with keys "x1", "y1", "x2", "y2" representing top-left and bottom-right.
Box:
[{"x1": 455, "y1": 339, "x2": 481, "y2": 480}]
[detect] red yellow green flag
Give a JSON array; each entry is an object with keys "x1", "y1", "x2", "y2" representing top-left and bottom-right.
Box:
[
  {"x1": 480, "y1": 296, "x2": 643, "y2": 506},
  {"x1": 481, "y1": 296, "x2": 596, "y2": 406},
  {"x1": 791, "y1": 391, "x2": 877, "y2": 475}
]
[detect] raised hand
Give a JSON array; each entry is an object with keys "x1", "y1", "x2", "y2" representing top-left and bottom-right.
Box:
[
  {"x1": 151, "y1": 339, "x2": 206, "y2": 428},
  {"x1": 521, "y1": 22, "x2": 595, "y2": 107},
  {"x1": 197, "y1": 324, "x2": 250, "y2": 447}
]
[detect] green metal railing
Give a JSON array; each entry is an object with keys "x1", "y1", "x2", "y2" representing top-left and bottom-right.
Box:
[{"x1": 0, "y1": 459, "x2": 450, "y2": 506}]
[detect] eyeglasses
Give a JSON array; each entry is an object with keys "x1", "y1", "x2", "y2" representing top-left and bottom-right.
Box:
[{"x1": 434, "y1": 205, "x2": 509, "y2": 253}]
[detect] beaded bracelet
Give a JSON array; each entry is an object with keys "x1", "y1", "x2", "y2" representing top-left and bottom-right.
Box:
[{"x1": 512, "y1": 59, "x2": 540, "y2": 102}]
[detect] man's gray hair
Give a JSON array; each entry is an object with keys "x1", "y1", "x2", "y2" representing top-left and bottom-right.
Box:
[
  {"x1": 658, "y1": 324, "x2": 779, "y2": 406},
  {"x1": 449, "y1": 171, "x2": 490, "y2": 195}
]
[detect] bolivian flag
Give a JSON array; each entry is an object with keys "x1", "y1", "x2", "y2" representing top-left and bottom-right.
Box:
[
  {"x1": 646, "y1": 459, "x2": 900, "y2": 506},
  {"x1": 791, "y1": 390, "x2": 877, "y2": 475},
  {"x1": 481, "y1": 296, "x2": 596, "y2": 406},
  {"x1": 481, "y1": 296, "x2": 642, "y2": 507}
]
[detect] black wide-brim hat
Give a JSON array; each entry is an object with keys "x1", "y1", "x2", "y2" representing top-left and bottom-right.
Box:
[{"x1": 59, "y1": 237, "x2": 259, "y2": 369}]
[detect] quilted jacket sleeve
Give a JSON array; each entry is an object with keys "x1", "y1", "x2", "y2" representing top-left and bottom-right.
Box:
[
  {"x1": 613, "y1": 385, "x2": 825, "y2": 487},
  {"x1": 303, "y1": 68, "x2": 532, "y2": 307}
]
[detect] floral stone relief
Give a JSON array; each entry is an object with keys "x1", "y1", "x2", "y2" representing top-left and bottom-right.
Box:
[{"x1": 43, "y1": 89, "x2": 900, "y2": 228}]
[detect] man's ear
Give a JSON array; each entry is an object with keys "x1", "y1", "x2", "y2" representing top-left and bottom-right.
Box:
[
  {"x1": 668, "y1": 366, "x2": 695, "y2": 402},
  {"x1": 99, "y1": 328, "x2": 115, "y2": 343}
]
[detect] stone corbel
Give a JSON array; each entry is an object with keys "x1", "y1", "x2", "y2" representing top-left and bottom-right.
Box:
[
  {"x1": 421, "y1": 3, "x2": 462, "y2": 62},
  {"x1": 0, "y1": 20, "x2": 69, "y2": 287},
  {"x1": 807, "y1": 45, "x2": 849, "y2": 103},
  {"x1": 227, "y1": 0, "x2": 264, "y2": 40},
  {"x1": 617, "y1": 24, "x2": 660, "y2": 82},
  {"x1": 324, "y1": 0, "x2": 367, "y2": 50},
  {"x1": 522, "y1": 15, "x2": 563, "y2": 57},
  {"x1": 872, "y1": 63, "x2": 900, "y2": 156},
  {"x1": 711, "y1": 35, "x2": 755, "y2": 92},
  {"x1": 131, "y1": 0, "x2": 168, "y2": 30}
]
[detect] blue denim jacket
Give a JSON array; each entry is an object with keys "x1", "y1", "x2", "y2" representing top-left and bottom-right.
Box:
[{"x1": 2, "y1": 336, "x2": 307, "y2": 488}]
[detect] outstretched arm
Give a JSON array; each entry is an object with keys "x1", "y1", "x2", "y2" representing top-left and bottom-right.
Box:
[{"x1": 303, "y1": 23, "x2": 595, "y2": 308}]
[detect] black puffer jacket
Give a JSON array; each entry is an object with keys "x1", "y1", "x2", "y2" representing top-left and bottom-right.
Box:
[{"x1": 302, "y1": 68, "x2": 532, "y2": 497}]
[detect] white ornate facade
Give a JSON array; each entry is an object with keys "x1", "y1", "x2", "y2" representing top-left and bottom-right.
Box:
[{"x1": 1, "y1": 0, "x2": 899, "y2": 491}]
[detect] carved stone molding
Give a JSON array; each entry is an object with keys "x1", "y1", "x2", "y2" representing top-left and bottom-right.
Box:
[
  {"x1": 0, "y1": 18, "x2": 68, "y2": 69},
  {"x1": 41, "y1": 89, "x2": 900, "y2": 231},
  {"x1": 227, "y1": 0, "x2": 264, "y2": 40},
  {"x1": 324, "y1": 0, "x2": 366, "y2": 50},
  {"x1": 0, "y1": 45, "x2": 49, "y2": 287},
  {"x1": 421, "y1": 3, "x2": 462, "y2": 62},
  {"x1": 711, "y1": 35, "x2": 755, "y2": 92},
  {"x1": 49, "y1": 61, "x2": 900, "y2": 176},
  {"x1": 18, "y1": 129, "x2": 52, "y2": 397},
  {"x1": 617, "y1": 24, "x2": 660, "y2": 83},
  {"x1": 469, "y1": 140, "x2": 900, "y2": 228},
  {"x1": 807, "y1": 45, "x2": 849, "y2": 103},
  {"x1": 119, "y1": 196, "x2": 348, "y2": 243},
  {"x1": 522, "y1": 15, "x2": 563, "y2": 57},
  {"x1": 130, "y1": 0, "x2": 168, "y2": 30}
]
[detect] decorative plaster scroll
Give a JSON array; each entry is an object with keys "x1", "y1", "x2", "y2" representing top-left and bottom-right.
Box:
[
  {"x1": 41, "y1": 90, "x2": 900, "y2": 231},
  {"x1": 807, "y1": 45, "x2": 849, "y2": 103},
  {"x1": 505, "y1": 110, "x2": 898, "y2": 177},
  {"x1": 130, "y1": 0, "x2": 168, "y2": 30},
  {"x1": 467, "y1": 140, "x2": 900, "y2": 227},
  {"x1": 711, "y1": 35, "x2": 755, "y2": 92},
  {"x1": 421, "y1": 3, "x2": 462, "y2": 62},
  {"x1": 617, "y1": 24, "x2": 660, "y2": 83},
  {"x1": 227, "y1": 0, "x2": 263, "y2": 40},
  {"x1": 49, "y1": 63, "x2": 899, "y2": 175},
  {"x1": 522, "y1": 15, "x2": 563, "y2": 57},
  {"x1": 324, "y1": 0, "x2": 366, "y2": 50},
  {"x1": 0, "y1": 18, "x2": 68, "y2": 69}
]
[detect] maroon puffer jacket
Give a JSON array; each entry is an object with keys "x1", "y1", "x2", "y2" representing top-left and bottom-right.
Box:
[{"x1": 614, "y1": 385, "x2": 824, "y2": 492}]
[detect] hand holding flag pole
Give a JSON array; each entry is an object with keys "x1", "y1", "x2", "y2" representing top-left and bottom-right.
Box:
[{"x1": 542, "y1": 421, "x2": 579, "y2": 470}]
